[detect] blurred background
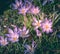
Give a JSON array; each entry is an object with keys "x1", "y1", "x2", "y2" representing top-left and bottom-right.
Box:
[{"x1": 0, "y1": 0, "x2": 60, "y2": 15}]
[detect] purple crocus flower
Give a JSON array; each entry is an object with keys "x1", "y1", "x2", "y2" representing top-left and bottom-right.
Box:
[
  {"x1": 5, "y1": 27, "x2": 19, "y2": 43},
  {"x1": 24, "y1": 1, "x2": 32, "y2": 10},
  {"x1": 41, "y1": 18, "x2": 53, "y2": 33},
  {"x1": 29, "y1": 6, "x2": 40, "y2": 15},
  {"x1": 18, "y1": 1, "x2": 31, "y2": 15},
  {"x1": 0, "y1": 36, "x2": 8, "y2": 46},
  {"x1": 32, "y1": 17, "x2": 42, "y2": 30},
  {"x1": 12, "y1": 0, "x2": 22, "y2": 9},
  {"x1": 36, "y1": 29, "x2": 42, "y2": 37},
  {"x1": 18, "y1": 6, "x2": 29, "y2": 15},
  {"x1": 18, "y1": 26, "x2": 29, "y2": 38},
  {"x1": 24, "y1": 41, "x2": 37, "y2": 54}
]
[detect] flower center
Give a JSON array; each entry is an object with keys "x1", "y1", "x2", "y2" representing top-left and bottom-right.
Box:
[
  {"x1": 2, "y1": 41, "x2": 6, "y2": 45},
  {"x1": 45, "y1": 25, "x2": 49, "y2": 29},
  {"x1": 37, "y1": 22, "x2": 40, "y2": 26},
  {"x1": 22, "y1": 9, "x2": 25, "y2": 13},
  {"x1": 22, "y1": 32, "x2": 25, "y2": 36},
  {"x1": 34, "y1": 9, "x2": 38, "y2": 13},
  {"x1": 13, "y1": 37, "x2": 17, "y2": 41}
]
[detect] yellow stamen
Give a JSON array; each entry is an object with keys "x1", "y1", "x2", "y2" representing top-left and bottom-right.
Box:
[
  {"x1": 2, "y1": 41, "x2": 6, "y2": 45},
  {"x1": 45, "y1": 25, "x2": 49, "y2": 29},
  {"x1": 37, "y1": 22, "x2": 40, "y2": 26},
  {"x1": 22, "y1": 9, "x2": 25, "y2": 13},
  {"x1": 13, "y1": 37, "x2": 17, "y2": 41}
]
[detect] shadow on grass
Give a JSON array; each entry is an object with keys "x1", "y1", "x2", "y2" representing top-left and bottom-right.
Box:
[{"x1": 0, "y1": 0, "x2": 14, "y2": 15}]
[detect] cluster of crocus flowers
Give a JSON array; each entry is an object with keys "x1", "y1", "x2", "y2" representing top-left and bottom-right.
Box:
[
  {"x1": 12, "y1": 0, "x2": 31, "y2": 15},
  {"x1": 18, "y1": 1, "x2": 32, "y2": 15},
  {"x1": 0, "y1": 36, "x2": 8, "y2": 46},
  {"x1": 0, "y1": 26, "x2": 30, "y2": 46},
  {"x1": 32, "y1": 17, "x2": 53, "y2": 34},
  {"x1": 12, "y1": 0, "x2": 40, "y2": 15},
  {"x1": 24, "y1": 41, "x2": 37, "y2": 54}
]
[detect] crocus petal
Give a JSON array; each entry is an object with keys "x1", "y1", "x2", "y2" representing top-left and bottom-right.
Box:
[
  {"x1": 24, "y1": 44, "x2": 31, "y2": 50},
  {"x1": 26, "y1": 29, "x2": 29, "y2": 35},
  {"x1": 23, "y1": 26, "x2": 26, "y2": 31},
  {"x1": 14, "y1": 27, "x2": 18, "y2": 32},
  {"x1": 34, "y1": 26, "x2": 39, "y2": 30},
  {"x1": 5, "y1": 34, "x2": 10, "y2": 37},
  {"x1": 36, "y1": 29, "x2": 41, "y2": 37},
  {"x1": 8, "y1": 28, "x2": 13, "y2": 34},
  {"x1": 39, "y1": 20, "x2": 42, "y2": 23},
  {"x1": 0, "y1": 36, "x2": 3, "y2": 40},
  {"x1": 32, "y1": 23, "x2": 37, "y2": 26},
  {"x1": 12, "y1": 4, "x2": 18, "y2": 9},
  {"x1": 25, "y1": 35, "x2": 30, "y2": 37},
  {"x1": 15, "y1": 0, "x2": 19, "y2": 5},
  {"x1": 32, "y1": 41, "x2": 35, "y2": 48},
  {"x1": 49, "y1": 29, "x2": 53, "y2": 32},
  {"x1": 33, "y1": 17, "x2": 38, "y2": 23}
]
